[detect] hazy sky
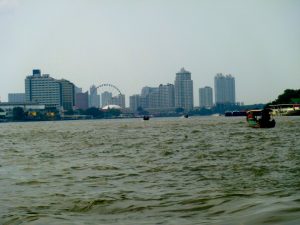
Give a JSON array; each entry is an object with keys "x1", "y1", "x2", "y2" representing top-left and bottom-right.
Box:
[{"x1": 0, "y1": 0, "x2": 299, "y2": 105}]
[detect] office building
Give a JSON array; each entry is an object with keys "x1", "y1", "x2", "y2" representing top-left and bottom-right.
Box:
[
  {"x1": 214, "y1": 73, "x2": 235, "y2": 104},
  {"x1": 130, "y1": 84, "x2": 175, "y2": 111},
  {"x1": 111, "y1": 94, "x2": 125, "y2": 109},
  {"x1": 174, "y1": 68, "x2": 194, "y2": 111},
  {"x1": 139, "y1": 87, "x2": 158, "y2": 109},
  {"x1": 75, "y1": 91, "x2": 89, "y2": 110},
  {"x1": 8, "y1": 93, "x2": 25, "y2": 103},
  {"x1": 159, "y1": 83, "x2": 175, "y2": 108},
  {"x1": 199, "y1": 86, "x2": 213, "y2": 108},
  {"x1": 129, "y1": 95, "x2": 140, "y2": 111},
  {"x1": 148, "y1": 90, "x2": 160, "y2": 109},
  {"x1": 25, "y1": 69, "x2": 75, "y2": 110},
  {"x1": 139, "y1": 96, "x2": 148, "y2": 109},
  {"x1": 141, "y1": 86, "x2": 157, "y2": 97},
  {"x1": 89, "y1": 85, "x2": 100, "y2": 108},
  {"x1": 25, "y1": 70, "x2": 61, "y2": 108},
  {"x1": 101, "y1": 91, "x2": 112, "y2": 108},
  {"x1": 58, "y1": 79, "x2": 75, "y2": 111},
  {"x1": 75, "y1": 86, "x2": 82, "y2": 94}
]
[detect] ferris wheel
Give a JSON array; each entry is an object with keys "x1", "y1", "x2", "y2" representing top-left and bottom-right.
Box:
[
  {"x1": 95, "y1": 83, "x2": 124, "y2": 108},
  {"x1": 96, "y1": 83, "x2": 122, "y2": 95}
]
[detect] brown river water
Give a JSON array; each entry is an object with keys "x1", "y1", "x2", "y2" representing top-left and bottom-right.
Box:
[{"x1": 0, "y1": 116, "x2": 299, "y2": 225}]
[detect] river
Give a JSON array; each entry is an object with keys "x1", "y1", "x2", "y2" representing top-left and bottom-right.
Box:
[{"x1": 0, "y1": 116, "x2": 299, "y2": 225}]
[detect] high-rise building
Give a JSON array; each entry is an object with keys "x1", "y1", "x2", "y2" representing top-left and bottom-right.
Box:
[
  {"x1": 131, "y1": 84, "x2": 175, "y2": 111},
  {"x1": 148, "y1": 90, "x2": 160, "y2": 109},
  {"x1": 101, "y1": 91, "x2": 113, "y2": 107},
  {"x1": 119, "y1": 94, "x2": 126, "y2": 109},
  {"x1": 25, "y1": 69, "x2": 75, "y2": 110},
  {"x1": 199, "y1": 86, "x2": 213, "y2": 108},
  {"x1": 25, "y1": 70, "x2": 61, "y2": 108},
  {"x1": 75, "y1": 91, "x2": 89, "y2": 110},
  {"x1": 174, "y1": 68, "x2": 194, "y2": 111},
  {"x1": 75, "y1": 86, "x2": 82, "y2": 94},
  {"x1": 111, "y1": 94, "x2": 125, "y2": 109},
  {"x1": 141, "y1": 86, "x2": 159, "y2": 98},
  {"x1": 141, "y1": 87, "x2": 153, "y2": 97},
  {"x1": 225, "y1": 74, "x2": 235, "y2": 103},
  {"x1": 159, "y1": 83, "x2": 175, "y2": 108},
  {"x1": 8, "y1": 93, "x2": 26, "y2": 103},
  {"x1": 129, "y1": 95, "x2": 140, "y2": 111},
  {"x1": 214, "y1": 73, "x2": 235, "y2": 104},
  {"x1": 141, "y1": 87, "x2": 158, "y2": 109},
  {"x1": 58, "y1": 79, "x2": 75, "y2": 111},
  {"x1": 139, "y1": 96, "x2": 148, "y2": 109},
  {"x1": 89, "y1": 85, "x2": 100, "y2": 108}
]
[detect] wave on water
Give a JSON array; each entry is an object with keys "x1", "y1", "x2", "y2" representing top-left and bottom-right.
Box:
[{"x1": 0, "y1": 117, "x2": 300, "y2": 225}]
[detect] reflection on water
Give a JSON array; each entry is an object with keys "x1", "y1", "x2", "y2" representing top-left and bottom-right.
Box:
[{"x1": 0, "y1": 116, "x2": 300, "y2": 225}]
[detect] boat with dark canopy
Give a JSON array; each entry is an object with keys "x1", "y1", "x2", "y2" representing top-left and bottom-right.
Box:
[{"x1": 246, "y1": 108, "x2": 276, "y2": 128}]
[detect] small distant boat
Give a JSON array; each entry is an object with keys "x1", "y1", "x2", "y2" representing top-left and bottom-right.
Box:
[
  {"x1": 211, "y1": 113, "x2": 222, "y2": 117},
  {"x1": 225, "y1": 111, "x2": 247, "y2": 117},
  {"x1": 246, "y1": 109, "x2": 276, "y2": 128},
  {"x1": 143, "y1": 115, "x2": 150, "y2": 120}
]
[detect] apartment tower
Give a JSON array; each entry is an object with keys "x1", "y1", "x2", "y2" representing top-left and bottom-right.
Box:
[{"x1": 174, "y1": 68, "x2": 194, "y2": 111}]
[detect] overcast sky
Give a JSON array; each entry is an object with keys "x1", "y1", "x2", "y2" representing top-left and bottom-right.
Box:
[{"x1": 0, "y1": 0, "x2": 299, "y2": 105}]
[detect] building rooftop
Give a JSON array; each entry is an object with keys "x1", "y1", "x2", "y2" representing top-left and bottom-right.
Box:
[
  {"x1": 102, "y1": 104, "x2": 122, "y2": 110},
  {"x1": 178, "y1": 67, "x2": 190, "y2": 74}
]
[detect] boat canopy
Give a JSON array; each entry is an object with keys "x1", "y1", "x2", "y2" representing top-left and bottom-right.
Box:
[{"x1": 247, "y1": 110, "x2": 262, "y2": 116}]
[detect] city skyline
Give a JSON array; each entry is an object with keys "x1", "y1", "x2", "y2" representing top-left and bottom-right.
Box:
[
  {"x1": 7, "y1": 68, "x2": 237, "y2": 110},
  {"x1": 0, "y1": 0, "x2": 300, "y2": 104}
]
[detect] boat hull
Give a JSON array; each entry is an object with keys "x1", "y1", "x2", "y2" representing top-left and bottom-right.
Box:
[{"x1": 247, "y1": 119, "x2": 276, "y2": 128}]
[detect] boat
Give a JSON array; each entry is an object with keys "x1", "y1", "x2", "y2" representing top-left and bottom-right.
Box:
[
  {"x1": 143, "y1": 115, "x2": 150, "y2": 120},
  {"x1": 211, "y1": 113, "x2": 222, "y2": 117},
  {"x1": 246, "y1": 109, "x2": 276, "y2": 128},
  {"x1": 269, "y1": 104, "x2": 300, "y2": 116},
  {"x1": 225, "y1": 111, "x2": 247, "y2": 117}
]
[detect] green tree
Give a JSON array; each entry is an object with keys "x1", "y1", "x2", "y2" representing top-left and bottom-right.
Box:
[
  {"x1": 64, "y1": 109, "x2": 74, "y2": 115},
  {"x1": 271, "y1": 89, "x2": 300, "y2": 104},
  {"x1": 13, "y1": 107, "x2": 25, "y2": 121},
  {"x1": 85, "y1": 107, "x2": 103, "y2": 118},
  {"x1": 106, "y1": 109, "x2": 121, "y2": 117}
]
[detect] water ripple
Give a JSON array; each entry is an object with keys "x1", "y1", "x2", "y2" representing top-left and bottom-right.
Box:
[{"x1": 0, "y1": 117, "x2": 300, "y2": 225}]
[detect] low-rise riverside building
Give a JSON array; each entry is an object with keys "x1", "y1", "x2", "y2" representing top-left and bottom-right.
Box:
[{"x1": 0, "y1": 102, "x2": 46, "y2": 118}]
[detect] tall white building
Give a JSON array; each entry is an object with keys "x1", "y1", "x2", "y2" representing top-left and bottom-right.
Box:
[
  {"x1": 129, "y1": 95, "x2": 140, "y2": 111},
  {"x1": 101, "y1": 91, "x2": 112, "y2": 107},
  {"x1": 214, "y1": 73, "x2": 235, "y2": 104},
  {"x1": 199, "y1": 86, "x2": 213, "y2": 108},
  {"x1": 174, "y1": 68, "x2": 194, "y2": 111},
  {"x1": 112, "y1": 94, "x2": 125, "y2": 109},
  {"x1": 139, "y1": 86, "x2": 158, "y2": 109},
  {"x1": 141, "y1": 86, "x2": 158, "y2": 97},
  {"x1": 89, "y1": 85, "x2": 100, "y2": 108},
  {"x1": 25, "y1": 70, "x2": 61, "y2": 108},
  {"x1": 159, "y1": 83, "x2": 175, "y2": 108},
  {"x1": 148, "y1": 90, "x2": 160, "y2": 109},
  {"x1": 25, "y1": 69, "x2": 75, "y2": 110}
]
